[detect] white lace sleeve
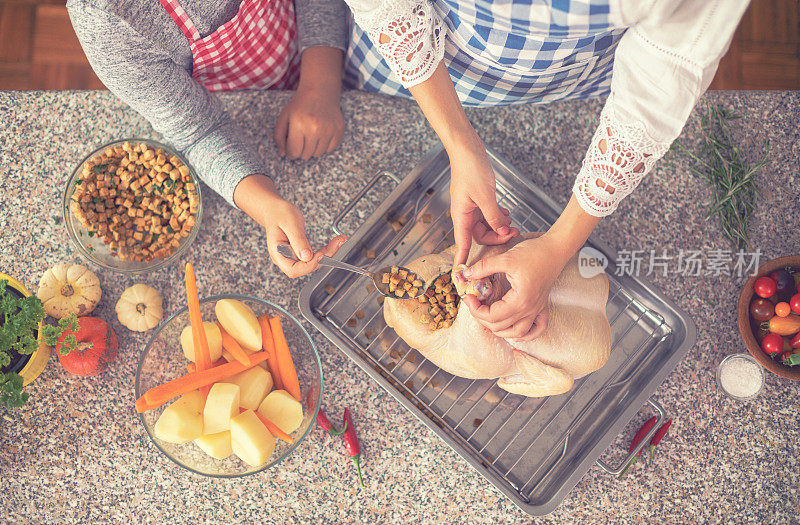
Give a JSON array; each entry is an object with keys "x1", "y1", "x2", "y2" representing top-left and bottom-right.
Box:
[
  {"x1": 572, "y1": 101, "x2": 670, "y2": 217},
  {"x1": 345, "y1": 0, "x2": 445, "y2": 87},
  {"x1": 574, "y1": 0, "x2": 750, "y2": 218}
]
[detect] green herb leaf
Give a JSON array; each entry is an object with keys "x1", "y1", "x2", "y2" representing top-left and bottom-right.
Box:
[
  {"x1": 0, "y1": 373, "x2": 29, "y2": 407},
  {"x1": 673, "y1": 104, "x2": 769, "y2": 249},
  {"x1": 0, "y1": 280, "x2": 70, "y2": 408}
]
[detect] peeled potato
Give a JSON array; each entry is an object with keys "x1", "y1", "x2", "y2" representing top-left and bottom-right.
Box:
[
  {"x1": 203, "y1": 383, "x2": 240, "y2": 434},
  {"x1": 257, "y1": 389, "x2": 304, "y2": 434},
  {"x1": 228, "y1": 366, "x2": 273, "y2": 411},
  {"x1": 222, "y1": 346, "x2": 267, "y2": 371},
  {"x1": 154, "y1": 391, "x2": 205, "y2": 444},
  {"x1": 231, "y1": 410, "x2": 276, "y2": 467},
  {"x1": 194, "y1": 431, "x2": 232, "y2": 460},
  {"x1": 215, "y1": 299, "x2": 262, "y2": 352},
  {"x1": 180, "y1": 322, "x2": 223, "y2": 363}
]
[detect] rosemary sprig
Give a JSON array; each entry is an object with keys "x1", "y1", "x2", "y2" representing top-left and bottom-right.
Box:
[{"x1": 673, "y1": 104, "x2": 769, "y2": 249}]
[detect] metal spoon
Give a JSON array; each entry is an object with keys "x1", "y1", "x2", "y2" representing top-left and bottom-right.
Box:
[{"x1": 276, "y1": 244, "x2": 425, "y2": 299}]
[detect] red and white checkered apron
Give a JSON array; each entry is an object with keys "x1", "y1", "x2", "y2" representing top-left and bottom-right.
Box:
[{"x1": 158, "y1": 0, "x2": 300, "y2": 91}]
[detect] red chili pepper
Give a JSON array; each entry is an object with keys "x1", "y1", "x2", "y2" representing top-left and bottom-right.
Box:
[
  {"x1": 342, "y1": 408, "x2": 365, "y2": 488},
  {"x1": 619, "y1": 416, "x2": 657, "y2": 478},
  {"x1": 648, "y1": 419, "x2": 672, "y2": 464},
  {"x1": 316, "y1": 408, "x2": 346, "y2": 436}
]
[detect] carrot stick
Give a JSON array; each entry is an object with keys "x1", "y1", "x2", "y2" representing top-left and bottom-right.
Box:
[
  {"x1": 185, "y1": 262, "x2": 211, "y2": 396},
  {"x1": 240, "y1": 408, "x2": 294, "y2": 444},
  {"x1": 257, "y1": 316, "x2": 282, "y2": 389},
  {"x1": 136, "y1": 351, "x2": 269, "y2": 412},
  {"x1": 269, "y1": 316, "x2": 301, "y2": 401},
  {"x1": 216, "y1": 323, "x2": 252, "y2": 366},
  {"x1": 135, "y1": 396, "x2": 161, "y2": 413},
  {"x1": 187, "y1": 358, "x2": 226, "y2": 373}
]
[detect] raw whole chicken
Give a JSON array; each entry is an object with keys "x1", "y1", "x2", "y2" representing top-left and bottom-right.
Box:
[{"x1": 383, "y1": 233, "x2": 612, "y2": 397}]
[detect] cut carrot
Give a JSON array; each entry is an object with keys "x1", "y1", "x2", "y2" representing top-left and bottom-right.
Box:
[
  {"x1": 185, "y1": 262, "x2": 211, "y2": 396},
  {"x1": 240, "y1": 407, "x2": 294, "y2": 444},
  {"x1": 136, "y1": 351, "x2": 269, "y2": 412},
  {"x1": 187, "y1": 357, "x2": 226, "y2": 373},
  {"x1": 135, "y1": 396, "x2": 161, "y2": 413},
  {"x1": 257, "y1": 315, "x2": 282, "y2": 389},
  {"x1": 269, "y1": 316, "x2": 301, "y2": 401},
  {"x1": 216, "y1": 323, "x2": 252, "y2": 366}
]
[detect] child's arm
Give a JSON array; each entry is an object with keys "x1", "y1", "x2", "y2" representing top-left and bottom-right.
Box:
[
  {"x1": 233, "y1": 175, "x2": 347, "y2": 278},
  {"x1": 67, "y1": 1, "x2": 345, "y2": 277},
  {"x1": 67, "y1": 0, "x2": 262, "y2": 210},
  {"x1": 274, "y1": 46, "x2": 345, "y2": 159},
  {"x1": 275, "y1": 0, "x2": 348, "y2": 159}
]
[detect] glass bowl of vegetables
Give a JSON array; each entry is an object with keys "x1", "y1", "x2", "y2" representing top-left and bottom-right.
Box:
[
  {"x1": 62, "y1": 138, "x2": 203, "y2": 275},
  {"x1": 736, "y1": 255, "x2": 800, "y2": 380},
  {"x1": 135, "y1": 294, "x2": 323, "y2": 477}
]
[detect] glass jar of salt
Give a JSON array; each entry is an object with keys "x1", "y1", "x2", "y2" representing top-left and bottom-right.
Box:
[{"x1": 716, "y1": 353, "x2": 765, "y2": 401}]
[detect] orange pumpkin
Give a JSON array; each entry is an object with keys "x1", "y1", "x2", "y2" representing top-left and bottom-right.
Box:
[{"x1": 56, "y1": 317, "x2": 118, "y2": 376}]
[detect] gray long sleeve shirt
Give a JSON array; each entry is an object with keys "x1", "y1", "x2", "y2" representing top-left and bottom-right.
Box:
[{"x1": 67, "y1": 0, "x2": 347, "y2": 206}]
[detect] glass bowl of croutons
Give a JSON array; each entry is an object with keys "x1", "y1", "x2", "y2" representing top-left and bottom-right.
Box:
[{"x1": 62, "y1": 138, "x2": 203, "y2": 274}]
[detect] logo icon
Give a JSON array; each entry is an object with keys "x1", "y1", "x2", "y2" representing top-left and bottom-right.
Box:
[{"x1": 578, "y1": 247, "x2": 608, "y2": 278}]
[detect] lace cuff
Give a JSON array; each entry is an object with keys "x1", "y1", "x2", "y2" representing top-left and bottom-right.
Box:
[
  {"x1": 351, "y1": 0, "x2": 444, "y2": 87},
  {"x1": 572, "y1": 103, "x2": 671, "y2": 217}
]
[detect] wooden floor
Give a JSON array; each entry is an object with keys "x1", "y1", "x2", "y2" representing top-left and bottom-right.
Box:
[{"x1": 0, "y1": 0, "x2": 798, "y2": 90}]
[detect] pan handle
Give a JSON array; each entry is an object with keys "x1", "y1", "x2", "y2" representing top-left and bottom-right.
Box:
[
  {"x1": 332, "y1": 171, "x2": 402, "y2": 237},
  {"x1": 595, "y1": 398, "x2": 667, "y2": 476}
]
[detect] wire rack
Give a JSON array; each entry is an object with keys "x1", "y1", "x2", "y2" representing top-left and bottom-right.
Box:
[{"x1": 300, "y1": 147, "x2": 695, "y2": 515}]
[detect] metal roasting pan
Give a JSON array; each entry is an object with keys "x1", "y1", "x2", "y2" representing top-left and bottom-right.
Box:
[{"x1": 298, "y1": 146, "x2": 696, "y2": 515}]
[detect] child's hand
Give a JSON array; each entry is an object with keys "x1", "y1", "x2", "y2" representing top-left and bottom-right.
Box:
[
  {"x1": 264, "y1": 199, "x2": 347, "y2": 278},
  {"x1": 274, "y1": 47, "x2": 344, "y2": 160},
  {"x1": 234, "y1": 174, "x2": 347, "y2": 278}
]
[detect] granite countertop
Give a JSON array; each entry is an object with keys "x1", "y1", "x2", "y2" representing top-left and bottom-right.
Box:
[{"x1": 1, "y1": 90, "x2": 798, "y2": 523}]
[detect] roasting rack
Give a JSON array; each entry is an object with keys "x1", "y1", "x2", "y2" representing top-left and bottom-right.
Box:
[{"x1": 299, "y1": 147, "x2": 695, "y2": 515}]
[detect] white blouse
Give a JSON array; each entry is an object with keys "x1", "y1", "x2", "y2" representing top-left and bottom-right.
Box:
[{"x1": 343, "y1": 0, "x2": 750, "y2": 217}]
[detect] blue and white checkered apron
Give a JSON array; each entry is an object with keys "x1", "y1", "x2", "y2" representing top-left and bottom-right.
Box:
[{"x1": 345, "y1": 0, "x2": 625, "y2": 107}]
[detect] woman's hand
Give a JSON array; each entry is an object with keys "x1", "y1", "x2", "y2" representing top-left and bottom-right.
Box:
[
  {"x1": 449, "y1": 136, "x2": 518, "y2": 267},
  {"x1": 234, "y1": 174, "x2": 347, "y2": 278},
  {"x1": 460, "y1": 234, "x2": 567, "y2": 341},
  {"x1": 460, "y1": 195, "x2": 602, "y2": 341},
  {"x1": 405, "y1": 63, "x2": 516, "y2": 266},
  {"x1": 274, "y1": 46, "x2": 344, "y2": 160}
]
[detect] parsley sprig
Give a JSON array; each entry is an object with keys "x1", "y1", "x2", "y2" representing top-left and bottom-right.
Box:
[{"x1": 0, "y1": 279, "x2": 80, "y2": 408}]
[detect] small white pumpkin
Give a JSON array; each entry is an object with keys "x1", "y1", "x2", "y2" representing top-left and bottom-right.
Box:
[
  {"x1": 37, "y1": 263, "x2": 102, "y2": 319},
  {"x1": 116, "y1": 284, "x2": 163, "y2": 332}
]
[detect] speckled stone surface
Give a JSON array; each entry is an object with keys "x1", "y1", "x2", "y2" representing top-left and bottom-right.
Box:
[{"x1": 1, "y1": 90, "x2": 798, "y2": 523}]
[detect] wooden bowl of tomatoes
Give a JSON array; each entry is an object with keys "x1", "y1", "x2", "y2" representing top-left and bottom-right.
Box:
[{"x1": 737, "y1": 255, "x2": 800, "y2": 380}]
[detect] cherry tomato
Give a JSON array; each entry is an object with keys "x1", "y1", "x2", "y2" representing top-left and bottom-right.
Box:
[
  {"x1": 750, "y1": 298, "x2": 775, "y2": 323},
  {"x1": 790, "y1": 293, "x2": 800, "y2": 315},
  {"x1": 754, "y1": 276, "x2": 777, "y2": 299},
  {"x1": 791, "y1": 332, "x2": 800, "y2": 349},
  {"x1": 761, "y1": 333, "x2": 784, "y2": 356},
  {"x1": 771, "y1": 270, "x2": 796, "y2": 301},
  {"x1": 775, "y1": 302, "x2": 791, "y2": 317}
]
